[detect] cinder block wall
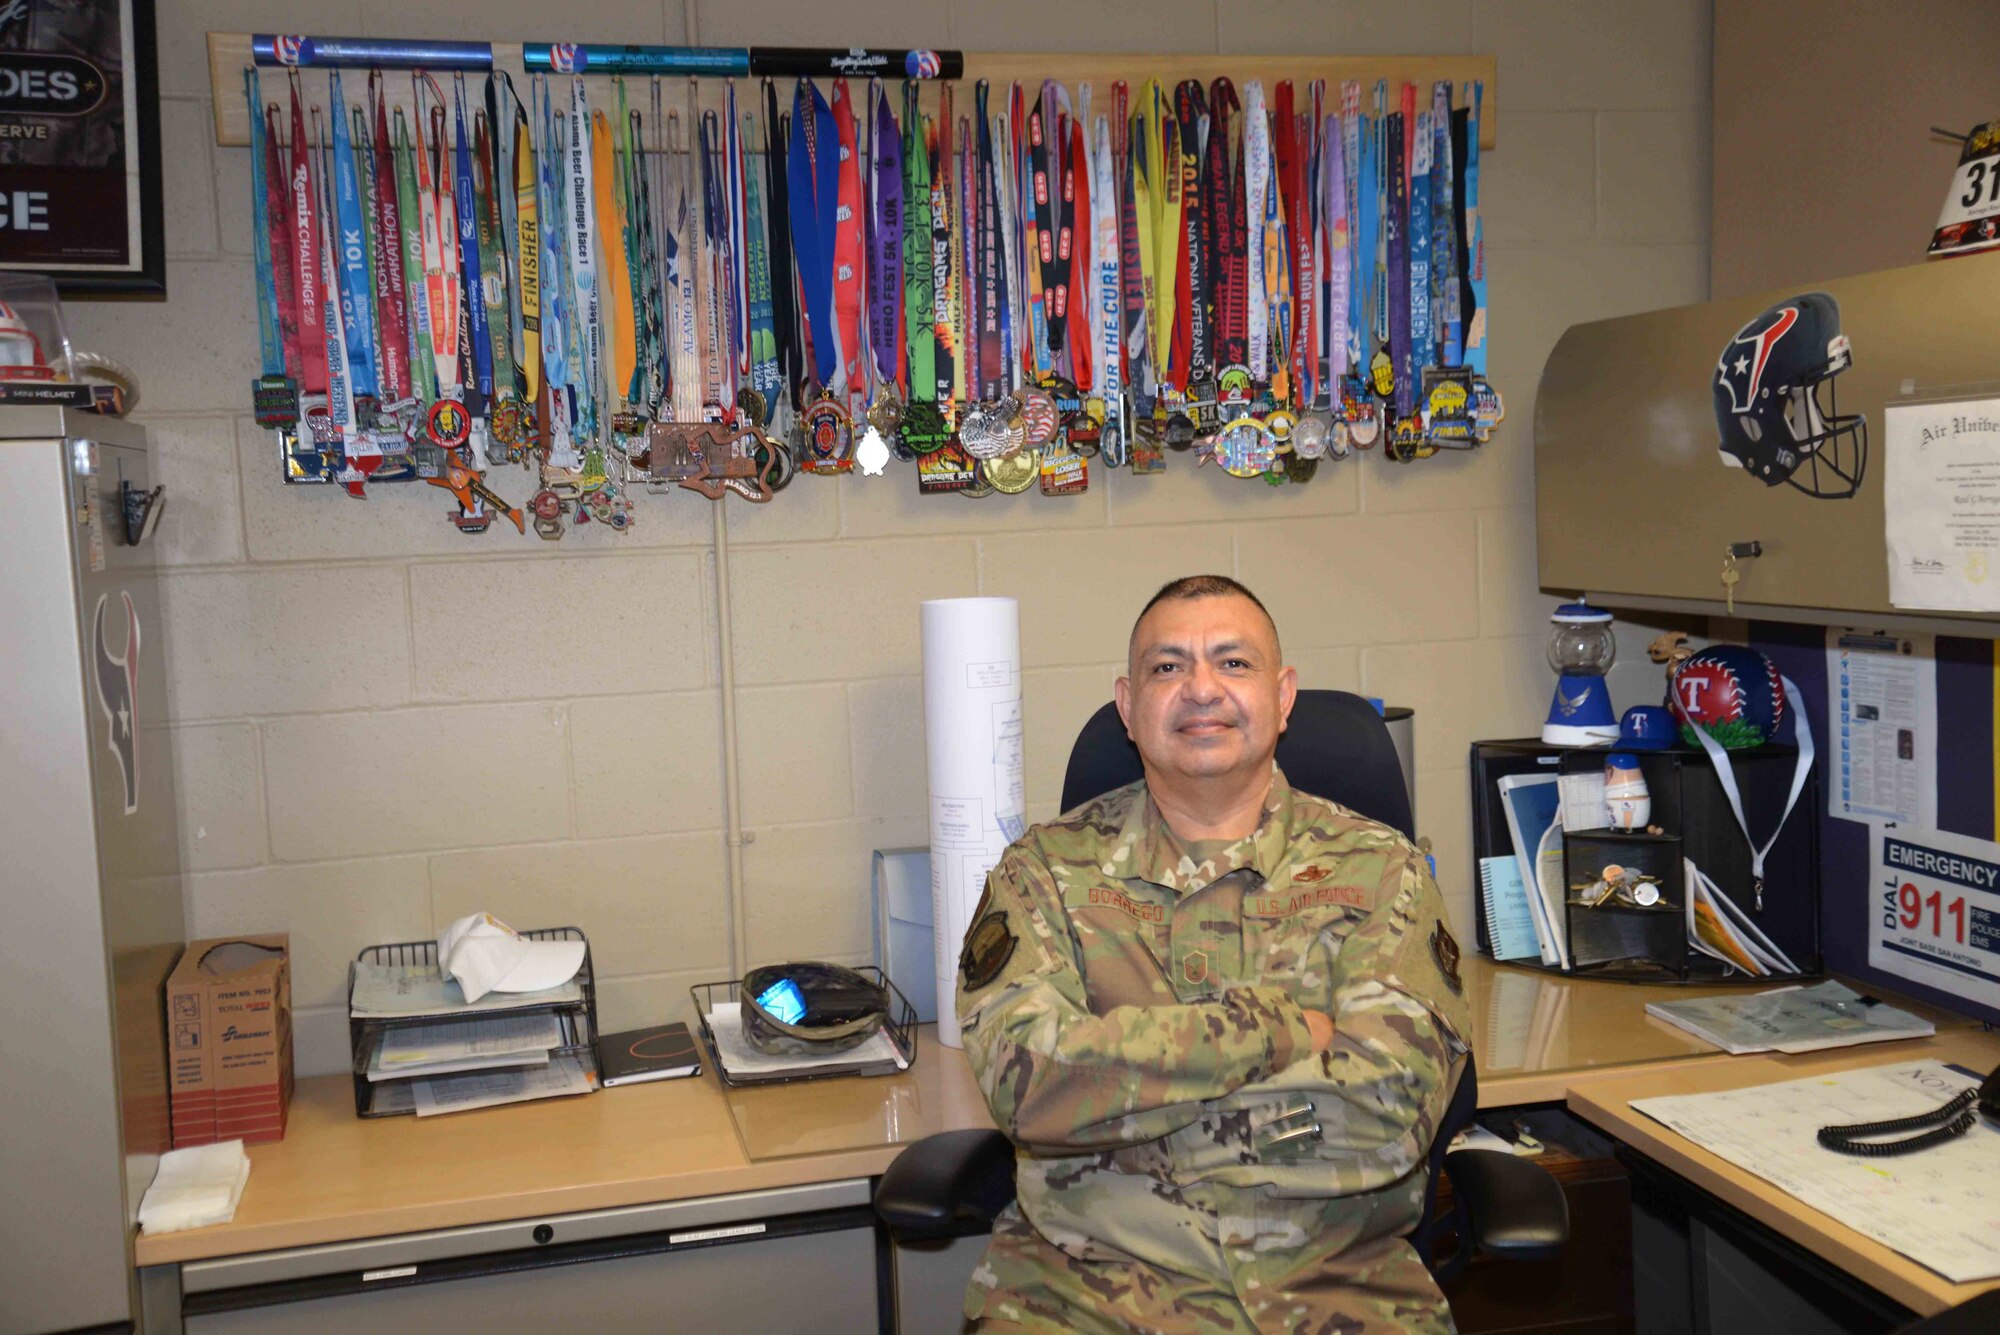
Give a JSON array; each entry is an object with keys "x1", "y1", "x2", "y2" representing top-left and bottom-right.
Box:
[{"x1": 73, "y1": 0, "x2": 1712, "y2": 1074}]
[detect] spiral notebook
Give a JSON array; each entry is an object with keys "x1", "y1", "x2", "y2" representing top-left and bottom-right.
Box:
[{"x1": 1479, "y1": 855, "x2": 1542, "y2": 961}]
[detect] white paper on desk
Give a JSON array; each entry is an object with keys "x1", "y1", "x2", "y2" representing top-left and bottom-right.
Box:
[
  {"x1": 702, "y1": 1001, "x2": 910, "y2": 1077},
  {"x1": 1885, "y1": 398, "x2": 2000, "y2": 612},
  {"x1": 1826, "y1": 629, "x2": 1936, "y2": 828},
  {"x1": 1633, "y1": 1060, "x2": 2000, "y2": 1283},
  {"x1": 411, "y1": 1054, "x2": 593, "y2": 1117},
  {"x1": 921, "y1": 597, "x2": 1026, "y2": 1049},
  {"x1": 350, "y1": 961, "x2": 582, "y2": 1019},
  {"x1": 368, "y1": 1050, "x2": 551, "y2": 1081},
  {"x1": 374, "y1": 1013, "x2": 565, "y2": 1067}
]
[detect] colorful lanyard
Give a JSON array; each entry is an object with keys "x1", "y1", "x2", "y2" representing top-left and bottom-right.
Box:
[
  {"x1": 1090, "y1": 109, "x2": 1122, "y2": 436},
  {"x1": 1385, "y1": 103, "x2": 1411, "y2": 417},
  {"x1": 245, "y1": 70, "x2": 286, "y2": 389},
  {"x1": 745, "y1": 111, "x2": 781, "y2": 413},
  {"x1": 829, "y1": 78, "x2": 866, "y2": 399},
  {"x1": 1028, "y1": 81, "x2": 1077, "y2": 360},
  {"x1": 1372, "y1": 81, "x2": 1390, "y2": 352},
  {"x1": 1243, "y1": 80, "x2": 1272, "y2": 381},
  {"x1": 448, "y1": 76, "x2": 489, "y2": 414},
  {"x1": 900, "y1": 80, "x2": 934, "y2": 404},
  {"x1": 530, "y1": 81, "x2": 570, "y2": 455},
  {"x1": 1430, "y1": 82, "x2": 1458, "y2": 371},
  {"x1": 723, "y1": 81, "x2": 749, "y2": 391},
  {"x1": 312, "y1": 107, "x2": 354, "y2": 433},
  {"x1": 511, "y1": 91, "x2": 539, "y2": 407},
  {"x1": 1408, "y1": 102, "x2": 1433, "y2": 388},
  {"x1": 368, "y1": 78, "x2": 411, "y2": 405},
  {"x1": 566, "y1": 76, "x2": 601, "y2": 435},
  {"x1": 1293, "y1": 98, "x2": 1318, "y2": 407},
  {"x1": 1171, "y1": 79, "x2": 1205, "y2": 391},
  {"x1": 474, "y1": 110, "x2": 519, "y2": 410},
  {"x1": 1115, "y1": 83, "x2": 1148, "y2": 398},
  {"x1": 1324, "y1": 110, "x2": 1347, "y2": 387},
  {"x1": 866, "y1": 82, "x2": 904, "y2": 398},
  {"x1": 329, "y1": 71, "x2": 379, "y2": 407},
  {"x1": 973, "y1": 82, "x2": 1003, "y2": 399},
  {"x1": 786, "y1": 79, "x2": 839, "y2": 391},
  {"x1": 662, "y1": 104, "x2": 700, "y2": 423},
  {"x1": 591, "y1": 106, "x2": 633, "y2": 403},
  {"x1": 390, "y1": 112, "x2": 435, "y2": 408},
  {"x1": 994, "y1": 91, "x2": 1020, "y2": 391},
  {"x1": 287, "y1": 73, "x2": 331, "y2": 401},
  {"x1": 1464, "y1": 80, "x2": 1486, "y2": 376},
  {"x1": 929, "y1": 88, "x2": 956, "y2": 406},
  {"x1": 1066, "y1": 103, "x2": 1092, "y2": 394}
]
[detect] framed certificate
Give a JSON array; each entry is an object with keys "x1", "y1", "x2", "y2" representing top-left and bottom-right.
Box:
[{"x1": 0, "y1": 0, "x2": 164, "y2": 295}]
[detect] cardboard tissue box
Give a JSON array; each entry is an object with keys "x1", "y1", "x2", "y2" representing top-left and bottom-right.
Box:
[{"x1": 166, "y1": 935, "x2": 293, "y2": 1147}]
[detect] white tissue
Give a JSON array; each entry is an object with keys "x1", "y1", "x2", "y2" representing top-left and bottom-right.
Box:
[{"x1": 138, "y1": 1139, "x2": 251, "y2": 1234}]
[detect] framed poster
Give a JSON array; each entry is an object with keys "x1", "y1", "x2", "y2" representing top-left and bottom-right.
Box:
[{"x1": 0, "y1": 0, "x2": 164, "y2": 295}]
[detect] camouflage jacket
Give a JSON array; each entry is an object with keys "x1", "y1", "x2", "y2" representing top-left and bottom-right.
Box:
[{"x1": 957, "y1": 766, "x2": 1473, "y2": 1289}]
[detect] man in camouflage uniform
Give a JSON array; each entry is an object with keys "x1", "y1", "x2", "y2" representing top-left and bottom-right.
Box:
[{"x1": 956, "y1": 575, "x2": 1472, "y2": 1333}]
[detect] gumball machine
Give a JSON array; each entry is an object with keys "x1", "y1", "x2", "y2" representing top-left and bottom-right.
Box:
[{"x1": 1542, "y1": 601, "x2": 1621, "y2": 746}]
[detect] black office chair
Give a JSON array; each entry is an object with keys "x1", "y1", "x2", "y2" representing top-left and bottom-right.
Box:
[{"x1": 877, "y1": 690, "x2": 1570, "y2": 1286}]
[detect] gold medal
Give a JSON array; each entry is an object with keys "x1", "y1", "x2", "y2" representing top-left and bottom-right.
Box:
[{"x1": 983, "y1": 449, "x2": 1038, "y2": 493}]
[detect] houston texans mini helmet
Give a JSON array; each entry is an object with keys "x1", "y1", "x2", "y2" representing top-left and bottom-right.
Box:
[{"x1": 1713, "y1": 291, "x2": 1866, "y2": 498}]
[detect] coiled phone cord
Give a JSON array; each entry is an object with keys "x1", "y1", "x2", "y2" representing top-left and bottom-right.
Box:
[{"x1": 1816, "y1": 1088, "x2": 1979, "y2": 1157}]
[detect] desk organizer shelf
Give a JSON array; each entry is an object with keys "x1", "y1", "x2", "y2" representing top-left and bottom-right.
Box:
[
  {"x1": 690, "y1": 969, "x2": 917, "y2": 1088},
  {"x1": 1470, "y1": 740, "x2": 1821, "y2": 983},
  {"x1": 346, "y1": 927, "x2": 599, "y2": 1117}
]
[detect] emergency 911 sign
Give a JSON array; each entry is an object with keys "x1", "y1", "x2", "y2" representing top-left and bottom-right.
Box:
[
  {"x1": 1869, "y1": 824, "x2": 2000, "y2": 1011},
  {"x1": 0, "y1": 0, "x2": 163, "y2": 294}
]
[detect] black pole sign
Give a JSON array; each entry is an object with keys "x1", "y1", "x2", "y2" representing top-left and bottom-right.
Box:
[{"x1": 0, "y1": 0, "x2": 164, "y2": 295}]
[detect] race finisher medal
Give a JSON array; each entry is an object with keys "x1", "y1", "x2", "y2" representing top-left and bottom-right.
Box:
[
  {"x1": 1016, "y1": 388, "x2": 1059, "y2": 448},
  {"x1": 982, "y1": 448, "x2": 1037, "y2": 494},
  {"x1": 1216, "y1": 418, "x2": 1277, "y2": 478},
  {"x1": 958, "y1": 403, "x2": 1011, "y2": 460},
  {"x1": 799, "y1": 392, "x2": 855, "y2": 474},
  {"x1": 1291, "y1": 412, "x2": 1333, "y2": 460},
  {"x1": 898, "y1": 399, "x2": 953, "y2": 455}
]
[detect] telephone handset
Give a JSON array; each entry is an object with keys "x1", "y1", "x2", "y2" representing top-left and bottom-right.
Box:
[{"x1": 1816, "y1": 1063, "x2": 2000, "y2": 1157}]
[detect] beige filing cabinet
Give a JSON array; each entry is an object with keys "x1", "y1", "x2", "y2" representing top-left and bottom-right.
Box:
[{"x1": 1535, "y1": 251, "x2": 2000, "y2": 621}]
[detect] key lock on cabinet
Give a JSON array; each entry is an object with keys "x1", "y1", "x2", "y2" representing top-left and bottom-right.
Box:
[{"x1": 1719, "y1": 541, "x2": 1762, "y2": 614}]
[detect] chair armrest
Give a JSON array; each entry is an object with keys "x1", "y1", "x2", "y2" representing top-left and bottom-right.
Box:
[
  {"x1": 874, "y1": 1129, "x2": 1017, "y2": 1242},
  {"x1": 1442, "y1": 1148, "x2": 1570, "y2": 1263},
  {"x1": 1893, "y1": 1290, "x2": 2000, "y2": 1334}
]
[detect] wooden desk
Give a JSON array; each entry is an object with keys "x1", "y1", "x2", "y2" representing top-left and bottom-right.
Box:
[
  {"x1": 134, "y1": 1029, "x2": 990, "y2": 1267},
  {"x1": 1565, "y1": 1028, "x2": 2000, "y2": 1318},
  {"x1": 138, "y1": 960, "x2": 1966, "y2": 1268}
]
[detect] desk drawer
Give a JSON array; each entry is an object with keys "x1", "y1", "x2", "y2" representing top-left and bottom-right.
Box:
[{"x1": 180, "y1": 1186, "x2": 881, "y2": 1335}]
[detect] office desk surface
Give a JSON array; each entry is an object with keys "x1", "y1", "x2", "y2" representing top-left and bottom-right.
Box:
[
  {"x1": 133, "y1": 1028, "x2": 991, "y2": 1267},
  {"x1": 1566, "y1": 1027, "x2": 2000, "y2": 1317},
  {"x1": 133, "y1": 962, "x2": 1969, "y2": 1270}
]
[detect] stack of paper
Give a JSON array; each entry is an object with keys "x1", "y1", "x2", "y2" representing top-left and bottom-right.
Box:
[
  {"x1": 1645, "y1": 980, "x2": 1934, "y2": 1055},
  {"x1": 1684, "y1": 861, "x2": 1798, "y2": 976},
  {"x1": 368, "y1": 1056, "x2": 596, "y2": 1118},
  {"x1": 365, "y1": 1013, "x2": 566, "y2": 1082},
  {"x1": 350, "y1": 961, "x2": 582, "y2": 1019}
]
